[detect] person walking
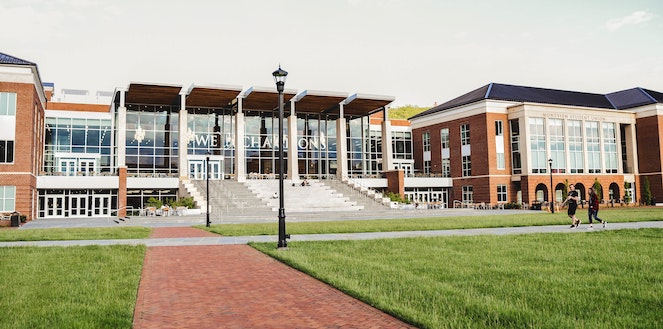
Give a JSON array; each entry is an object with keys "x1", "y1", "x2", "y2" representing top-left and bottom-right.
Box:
[
  {"x1": 565, "y1": 184, "x2": 580, "y2": 228},
  {"x1": 587, "y1": 187, "x2": 607, "y2": 229}
]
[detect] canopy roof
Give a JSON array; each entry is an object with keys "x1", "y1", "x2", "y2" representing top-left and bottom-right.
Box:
[{"x1": 115, "y1": 82, "x2": 394, "y2": 117}]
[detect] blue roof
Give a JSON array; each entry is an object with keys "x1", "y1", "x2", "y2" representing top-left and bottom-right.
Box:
[
  {"x1": 410, "y1": 83, "x2": 663, "y2": 119},
  {"x1": 0, "y1": 52, "x2": 36, "y2": 66}
]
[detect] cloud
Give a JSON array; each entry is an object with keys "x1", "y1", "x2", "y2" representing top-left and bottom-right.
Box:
[{"x1": 604, "y1": 10, "x2": 654, "y2": 31}]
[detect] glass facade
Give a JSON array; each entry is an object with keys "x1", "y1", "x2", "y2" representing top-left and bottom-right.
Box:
[
  {"x1": 298, "y1": 114, "x2": 336, "y2": 178},
  {"x1": 125, "y1": 105, "x2": 179, "y2": 176},
  {"x1": 44, "y1": 117, "x2": 112, "y2": 175},
  {"x1": 187, "y1": 107, "x2": 235, "y2": 176}
]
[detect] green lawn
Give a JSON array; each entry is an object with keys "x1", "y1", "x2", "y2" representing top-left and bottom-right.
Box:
[
  {"x1": 0, "y1": 245, "x2": 145, "y2": 329},
  {"x1": 253, "y1": 229, "x2": 663, "y2": 329},
  {"x1": 0, "y1": 227, "x2": 150, "y2": 242},
  {"x1": 203, "y1": 207, "x2": 663, "y2": 237}
]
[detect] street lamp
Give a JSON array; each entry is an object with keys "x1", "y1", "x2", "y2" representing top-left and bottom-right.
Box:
[
  {"x1": 206, "y1": 153, "x2": 211, "y2": 227},
  {"x1": 548, "y1": 158, "x2": 554, "y2": 214},
  {"x1": 273, "y1": 65, "x2": 289, "y2": 249}
]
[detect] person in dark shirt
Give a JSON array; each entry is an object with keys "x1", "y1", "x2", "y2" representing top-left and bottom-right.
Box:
[
  {"x1": 565, "y1": 184, "x2": 580, "y2": 228},
  {"x1": 587, "y1": 187, "x2": 606, "y2": 229}
]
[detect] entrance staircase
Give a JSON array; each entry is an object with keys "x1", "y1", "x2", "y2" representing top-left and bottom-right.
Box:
[{"x1": 182, "y1": 177, "x2": 395, "y2": 215}]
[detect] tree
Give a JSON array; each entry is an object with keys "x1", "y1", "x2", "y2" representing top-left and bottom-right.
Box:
[
  {"x1": 388, "y1": 105, "x2": 430, "y2": 119},
  {"x1": 623, "y1": 181, "x2": 631, "y2": 203},
  {"x1": 592, "y1": 178, "x2": 603, "y2": 200},
  {"x1": 642, "y1": 177, "x2": 652, "y2": 205}
]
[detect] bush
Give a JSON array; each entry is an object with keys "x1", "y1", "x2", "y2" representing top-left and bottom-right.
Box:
[
  {"x1": 145, "y1": 197, "x2": 162, "y2": 208},
  {"x1": 385, "y1": 191, "x2": 410, "y2": 204},
  {"x1": 170, "y1": 197, "x2": 195, "y2": 209},
  {"x1": 503, "y1": 202, "x2": 522, "y2": 209}
]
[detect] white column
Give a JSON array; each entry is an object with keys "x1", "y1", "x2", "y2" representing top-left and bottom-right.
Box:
[
  {"x1": 287, "y1": 99, "x2": 298, "y2": 182},
  {"x1": 235, "y1": 98, "x2": 246, "y2": 182},
  {"x1": 336, "y1": 102, "x2": 347, "y2": 180},
  {"x1": 117, "y1": 90, "x2": 127, "y2": 168},
  {"x1": 381, "y1": 107, "x2": 393, "y2": 171},
  {"x1": 178, "y1": 93, "x2": 188, "y2": 180}
]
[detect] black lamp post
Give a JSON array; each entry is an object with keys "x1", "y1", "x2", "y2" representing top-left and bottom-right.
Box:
[
  {"x1": 206, "y1": 153, "x2": 211, "y2": 227},
  {"x1": 273, "y1": 66, "x2": 289, "y2": 249},
  {"x1": 548, "y1": 158, "x2": 554, "y2": 214}
]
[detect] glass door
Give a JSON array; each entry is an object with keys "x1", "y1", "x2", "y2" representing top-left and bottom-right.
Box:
[
  {"x1": 92, "y1": 196, "x2": 111, "y2": 217},
  {"x1": 209, "y1": 160, "x2": 222, "y2": 180},
  {"x1": 189, "y1": 160, "x2": 205, "y2": 180},
  {"x1": 69, "y1": 196, "x2": 87, "y2": 217},
  {"x1": 59, "y1": 159, "x2": 77, "y2": 176},
  {"x1": 79, "y1": 160, "x2": 96, "y2": 176},
  {"x1": 45, "y1": 196, "x2": 65, "y2": 217}
]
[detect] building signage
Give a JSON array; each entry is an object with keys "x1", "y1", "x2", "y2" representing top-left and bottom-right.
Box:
[
  {"x1": 190, "y1": 132, "x2": 327, "y2": 150},
  {"x1": 542, "y1": 113, "x2": 606, "y2": 121}
]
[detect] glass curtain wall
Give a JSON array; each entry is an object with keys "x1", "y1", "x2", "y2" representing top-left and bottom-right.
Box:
[
  {"x1": 43, "y1": 117, "x2": 112, "y2": 175},
  {"x1": 348, "y1": 117, "x2": 367, "y2": 177},
  {"x1": 297, "y1": 114, "x2": 337, "y2": 179},
  {"x1": 187, "y1": 107, "x2": 235, "y2": 175},
  {"x1": 125, "y1": 105, "x2": 179, "y2": 176}
]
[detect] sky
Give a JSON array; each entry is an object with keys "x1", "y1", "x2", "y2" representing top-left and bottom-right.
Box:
[{"x1": 2, "y1": 0, "x2": 662, "y2": 107}]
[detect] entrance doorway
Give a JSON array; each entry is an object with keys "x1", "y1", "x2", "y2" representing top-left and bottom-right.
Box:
[
  {"x1": 188, "y1": 158, "x2": 223, "y2": 180},
  {"x1": 45, "y1": 196, "x2": 65, "y2": 217},
  {"x1": 69, "y1": 196, "x2": 87, "y2": 217}
]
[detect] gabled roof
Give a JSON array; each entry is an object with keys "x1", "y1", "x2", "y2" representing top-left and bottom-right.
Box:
[
  {"x1": 0, "y1": 52, "x2": 37, "y2": 66},
  {"x1": 410, "y1": 83, "x2": 663, "y2": 120}
]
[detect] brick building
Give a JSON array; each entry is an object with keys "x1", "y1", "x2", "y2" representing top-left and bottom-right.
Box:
[{"x1": 409, "y1": 83, "x2": 663, "y2": 207}]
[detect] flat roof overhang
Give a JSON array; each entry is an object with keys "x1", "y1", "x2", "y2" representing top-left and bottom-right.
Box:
[
  {"x1": 186, "y1": 84, "x2": 243, "y2": 108},
  {"x1": 115, "y1": 83, "x2": 394, "y2": 117},
  {"x1": 342, "y1": 93, "x2": 396, "y2": 117},
  {"x1": 240, "y1": 86, "x2": 298, "y2": 112},
  {"x1": 292, "y1": 89, "x2": 348, "y2": 114},
  {"x1": 125, "y1": 82, "x2": 183, "y2": 105}
]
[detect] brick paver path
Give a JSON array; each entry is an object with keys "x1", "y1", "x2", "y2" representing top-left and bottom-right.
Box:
[{"x1": 133, "y1": 228, "x2": 416, "y2": 328}]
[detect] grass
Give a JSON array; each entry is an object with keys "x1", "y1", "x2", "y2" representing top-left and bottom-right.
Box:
[
  {"x1": 0, "y1": 227, "x2": 151, "y2": 242},
  {"x1": 0, "y1": 245, "x2": 145, "y2": 329},
  {"x1": 252, "y1": 228, "x2": 663, "y2": 329},
  {"x1": 202, "y1": 207, "x2": 663, "y2": 236}
]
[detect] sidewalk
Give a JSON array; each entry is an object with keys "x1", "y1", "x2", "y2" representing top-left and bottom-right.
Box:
[{"x1": 133, "y1": 227, "x2": 415, "y2": 329}]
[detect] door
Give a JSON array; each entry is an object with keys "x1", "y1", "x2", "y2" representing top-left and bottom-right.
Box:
[
  {"x1": 69, "y1": 196, "x2": 87, "y2": 217},
  {"x1": 209, "y1": 160, "x2": 222, "y2": 180},
  {"x1": 189, "y1": 160, "x2": 205, "y2": 180},
  {"x1": 45, "y1": 196, "x2": 65, "y2": 217},
  {"x1": 79, "y1": 160, "x2": 95, "y2": 176},
  {"x1": 59, "y1": 159, "x2": 77, "y2": 176},
  {"x1": 92, "y1": 196, "x2": 111, "y2": 217}
]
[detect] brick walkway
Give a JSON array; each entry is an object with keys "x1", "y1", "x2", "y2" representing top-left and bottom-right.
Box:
[{"x1": 133, "y1": 228, "x2": 415, "y2": 328}]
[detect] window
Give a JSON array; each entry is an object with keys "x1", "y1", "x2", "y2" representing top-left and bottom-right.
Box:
[
  {"x1": 0, "y1": 186, "x2": 15, "y2": 212},
  {"x1": 0, "y1": 140, "x2": 14, "y2": 163},
  {"x1": 462, "y1": 185, "x2": 473, "y2": 203},
  {"x1": 441, "y1": 158, "x2": 450, "y2": 177},
  {"x1": 422, "y1": 132, "x2": 430, "y2": 152},
  {"x1": 568, "y1": 120, "x2": 584, "y2": 173},
  {"x1": 495, "y1": 120, "x2": 505, "y2": 169},
  {"x1": 549, "y1": 119, "x2": 565, "y2": 173},
  {"x1": 495, "y1": 120, "x2": 503, "y2": 136},
  {"x1": 528, "y1": 118, "x2": 546, "y2": 173},
  {"x1": 603, "y1": 122, "x2": 618, "y2": 173},
  {"x1": 424, "y1": 160, "x2": 431, "y2": 174},
  {"x1": 586, "y1": 121, "x2": 601, "y2": 173},
  {"x1": 440, "y1": 128, "x2": 449, "y2": 149},
  {"x1": 510, "y1": 119, "x2": 521, "y2": 174},
  {"x1": 0, "y1": 92, "x2": 17, "y2": 116},
  {"x1": 461, "y1": 124, "x2": 470, "y2": 145},
  {"x1": 392, "y1": 131, "x2": 412, "y2": 160},
  {"x1": 497, "y1": 185, "x2": 507, "y2": 202},
  {"x1": 462, "y1": 155, "x2": 471, "y2": 176}
]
